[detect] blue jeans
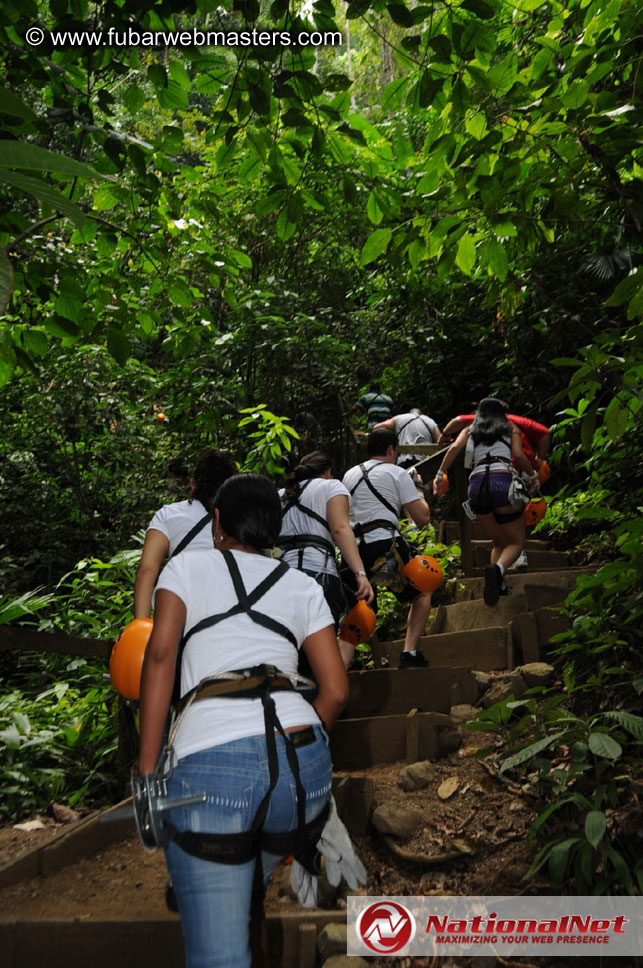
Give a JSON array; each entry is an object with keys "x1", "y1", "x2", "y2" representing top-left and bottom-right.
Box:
[{"x1": 165, "y1": 726, "x2": 332, "y2": 968}]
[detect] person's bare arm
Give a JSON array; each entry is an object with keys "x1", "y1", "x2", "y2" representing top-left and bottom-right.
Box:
[
  {"x1": 536, "y1": 431, "x2": 551, "y2": 462},
  {"x1": 437, "y1": 416, "x2": 464, "y2": 443},
  {"x1": 372, "y1": 417, "x2": 396, "y2": 432},
  {"x1": 302, "y1": 626, "x2": 349, "y2": 729},
  {"x1": 404, "y1": 492, "x2": 430, "y2": 529},
  {"x1": 438, "y1": 427, "x2": 469, "y2": 472},
  {"x1": 510, "y1": 422, "x2": 538, "y2": 478},
  {"x1": 134, "y1": 529, "x2": 170, "y2": 618},
  {"x1": 138, "y1": 589, "x2": 185, "y2": 773},
  {"x1": 326, "y1": 495, "x2": 374, "y2": 605}
]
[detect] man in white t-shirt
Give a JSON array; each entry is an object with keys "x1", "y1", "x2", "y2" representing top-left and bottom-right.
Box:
[
  {"x1": 341, "y1": 429, "x2": 432, "y2": 668},
  {"x1": 374, "y1": 408, "x2": 441, "y2": 469}
]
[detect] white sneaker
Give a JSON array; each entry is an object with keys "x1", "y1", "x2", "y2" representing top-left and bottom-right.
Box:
[{"x1": 512, "y1": 551, "x2": 529, "y2": 571}]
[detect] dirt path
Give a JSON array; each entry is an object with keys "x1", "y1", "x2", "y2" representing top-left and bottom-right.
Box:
[{"x1": 0, "y1": 730, "x2": 539, "y2": 920}]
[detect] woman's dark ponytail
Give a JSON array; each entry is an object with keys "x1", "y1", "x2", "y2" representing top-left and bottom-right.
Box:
[{"x1": 283, "y1": 451, "x2": 333, "y2": 500}]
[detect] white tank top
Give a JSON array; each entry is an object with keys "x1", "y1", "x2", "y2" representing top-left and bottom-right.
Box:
[{"x1": 471, "y1": 434, "x2": 512, "y2": 474}]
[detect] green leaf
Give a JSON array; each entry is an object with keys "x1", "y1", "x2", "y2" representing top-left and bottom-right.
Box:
[
  {"x1": 169, "y1": 280, "x2": 194, "y2": 308},
  {"x1": 0, "y1": 141, "x2": 110, "y2": 179},
  {"x1": 588, "y1": 732, "x2": 622, "y2": 760},
  {"x1": 408, "y1": 238, "x2": 427, "y2": 269},
  {"x1": 0, "y1": 170, "x2": 86, "y2": 225},
  {"x1": 123, "y1": 86, "x2": 146, "y2": 114},
  {"x1": 387, "y1": 2, "x2": 414, "y2": 27},
  {"x1": 419, "y1": 71, "x2": 444, "y2": 109},
  {"x1": 106, "y1": 327, "x2": 130, "y2": 366},
  {"x1": 605, "y1": 711, "x2": 643, "y2": 741},
  {"x1": 381, "y1": 77, "x2": 408, "y2": 111},
  {"x1": 92, "y1": 187, "x2": 120, "y2": 212},
  {"x1": 168, "y1": 60, "x2": 191, "y2": 90},
  {"x1": 53, "y1": 296, "x2": 82, "y2": 323},
  {"x1": 465, "y1": 111, "x2": 488, "y2": 140},
  {"x1": 604, "y1": 398, "x2": 629, "y2": 442},
  {"x1": 45, "y1": 316, "x2": 80, "y2": 339},
  {"x1": 256, "y1": 192, "x2": 284, "y2": 216},
  {"x1": 455, "y1": 234, "x2": 476, "y2": 275},
  {"x1": 461, "y1": 0, "x2": 494, "y2": 18},
  {"x1": 548, "y1": 837, "x2": 580, "y2": 883},
  {"x1": 486, "y1": 239, "x2": 508, "y2": 281},
  {"x1": 0, "y1": 247, "x2": 13, "y2": 313},
  {"x1": 367, "y1": 192, "x2": 383, "y2": 225},
  {"x1": 0, "y1": 88, "x2": 37, "y2": 121},
  {"x1": 157, "y1": 81, "x2": 189, "y2": 110},
  {"x1": 323, "y1": 73, "x2": 352, "y2": 92},
  {"x1": 627, "y1": 287, "x2": 643, "y2": 320},
  {"x1": 276, "y1": 209, "x2": 296, "y2": 241},
  {"x1": 562, "y1": 80, "x2": 589, "y2": 109},
  {"x1": 500, "y1": 731, "x2": 566, "y2": 773},
  {"x1": 604, "y1": 270, "x2": 640, "y2": 307},
  {"x1": 359, "y1": 228, "x2": 392, "y2": 266},
  {"x1": 230, "y1": 249, "x2": 252, "y2": 269},
  {"x1": 585, "y1": 810, "x2": 606, "y2": 848}
]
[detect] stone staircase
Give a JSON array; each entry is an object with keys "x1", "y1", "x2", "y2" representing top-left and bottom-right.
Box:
[{"x1": 0, "y1": 519, "x2": 590, "y2": 968}]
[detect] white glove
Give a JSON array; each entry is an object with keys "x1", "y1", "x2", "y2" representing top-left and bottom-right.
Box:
[
  {"x1": 527, "y1": 474, "x2": 541, "y2": 496},
  {"x1": 317, "y1": 795, "x2": 367, "y2": 890},
  {"x1": 290, "y1": 858, "x2": 319, "y2": 908}
]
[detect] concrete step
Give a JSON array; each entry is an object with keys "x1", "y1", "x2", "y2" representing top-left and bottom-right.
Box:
[
  {"x1": 372, "y1": 626, "x2": 511, "y2": 673},
  {"x1": 330, "y1": 710, "x2": 454, "y2": 770},
  {"x1": 344, "y1": 665, "x2": 477, "y2": 719},
  {"x1": 441, "y1": 520, "x2": 553, "y2": 548},
  {"x1": 441, "y1": 519, "x2": 487, "y2": 543},
  {"x1": 430, "y1": 593, "x2": 529, "y2": 634},
  {"x1": 472, "y1": 546, "x2": 567, "y2": 570},
  {"x1": 455, "y1": 567, "x2": 594, "y2": 602},
  {"x1": 0, "y1": 911, "x2": 344, "y2": 968},
  {"x1": 472, "y1": 538, "x2": 552, "y2": 552}
]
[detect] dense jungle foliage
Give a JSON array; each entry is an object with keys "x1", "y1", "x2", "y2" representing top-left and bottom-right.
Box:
[{"x1": 0, "y1": 0, "x2": 642, "y2": 892}]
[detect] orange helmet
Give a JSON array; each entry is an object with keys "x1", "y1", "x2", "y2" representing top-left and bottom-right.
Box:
[
  {"x1": 155, "y1": 411, "x2": 166, "y2": 423},
  {"x1": 402, "y1": 555, "x2": 443, "y2": 593},
  {"x1": 434, "y1": 471, "x2": 449, "y2": 495},
  {"x1": 537, "y1": 460, "x2": 551, "y2": 484},
  {"x1": 109, "y1": 618, "x2": 153, "y2": 700},
  {"x1": 339, "y1": 601, "x2": 376, "y2": 646},
  {"x1": 524, "y1": 497, "x2": 547, "y2": 527}
]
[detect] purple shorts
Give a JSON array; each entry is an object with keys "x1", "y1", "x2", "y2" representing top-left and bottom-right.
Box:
[{"x1": 468, "y1": 471, "x2": 512, "y2": 515}]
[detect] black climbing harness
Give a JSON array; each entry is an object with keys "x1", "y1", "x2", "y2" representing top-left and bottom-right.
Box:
[
  {"x1": 465, "y1": 433, "x2": 527, "y2": 519},
  {"x1": 166, "y1": 549, "x2": 328, "y2": 868},
  {"x1": 279, "y1": 479, "x2": 337, "y2": 570},
  {"x1": 169, "y1": 505, "x2": 212, "y2": 560},
  {"x1": 348, "y1": 462, "x2": 401, "y2": 547},
  {"x1": 396, "y1": 414, "x2": 434, "y2": 438}
]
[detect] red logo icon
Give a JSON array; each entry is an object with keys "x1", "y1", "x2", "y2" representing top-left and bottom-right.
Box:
[{"x1": 356, "y1": 901, "x2": 416, "y2": 954}]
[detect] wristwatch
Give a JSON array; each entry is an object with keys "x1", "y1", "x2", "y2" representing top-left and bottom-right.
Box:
[{"x1": 355, "y1": 570, "x2": 367, "y2": 577}]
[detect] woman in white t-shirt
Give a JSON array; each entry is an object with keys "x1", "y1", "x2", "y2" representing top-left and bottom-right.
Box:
[
  {"x1": 138, "y1": 473, "x2": 348, "y2": 968},
  {"x1": 134, "y1": 449, "x2": 237, "y2": 618},
  {"x1": 279, "y1": 452, "x2": 374, "y2": 668}
]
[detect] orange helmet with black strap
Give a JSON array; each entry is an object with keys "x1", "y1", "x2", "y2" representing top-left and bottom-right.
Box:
[
  {"x1": 110, "y1": 618, "x2": 153, "y2": 700},
  {"x1": 402, "y1": 555, "x2": 443, "y2": 593},
  {"x1": 339, "y1": 601, "x2": 376, "y2": 646},
  {"x1": 524, "y1": 497, "x2": 547, "y2": 527}
]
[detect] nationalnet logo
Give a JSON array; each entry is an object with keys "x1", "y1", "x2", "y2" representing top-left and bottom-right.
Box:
[
  {"x1": 348, "y1": 896, "x2": 643, "y2": 958},
  {"x1": 356, "y1": 901, "x2": 416, "y2": 954}
]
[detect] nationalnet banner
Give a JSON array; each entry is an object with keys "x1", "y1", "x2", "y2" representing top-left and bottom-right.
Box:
[{"x1": 347, "y1": 895, "x2": 643, "y2": 958}]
